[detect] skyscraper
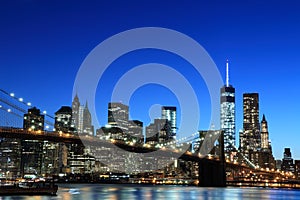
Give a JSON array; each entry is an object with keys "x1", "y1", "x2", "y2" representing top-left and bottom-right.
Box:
[
  {"x1": 71, "y1": 95, "x2": 94, "y2": 135},
  {"x1": 260, "y1": 114, "x2": 269, "y2": 150},
  {"x1": 22, "y1": 107, "x2": 45, "y2": 175},
  {"x1": 108, "y1": 102, "x2": 129, "y2": 131},
  {"x1": 220, "y1": 60, "x2": 236, "y2": 156},
  {"x1": 258, "y1": 114, "x2": 275, "y2": 169},
  {"x1": 72, "y1": 94, "x2": 80, "y2": 130},
  {"x1": 240, "y1": 93, "x2": 260, "y2": 165},
  {"x1": 82, "y1": 102, "x2": 94, "y2": 135},
  {"x1": 161, "y1": 106, "x2": 177, "y2": 139}
]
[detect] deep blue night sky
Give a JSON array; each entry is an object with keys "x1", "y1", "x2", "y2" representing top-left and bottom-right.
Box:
[{"x1": 1, "y1": 0, "x2": 300, "y2": 160}]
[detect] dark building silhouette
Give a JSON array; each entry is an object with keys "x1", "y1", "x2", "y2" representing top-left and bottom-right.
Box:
[
  {"x1": 55, "y1": 106, "x2": 73, "y2": 133},
  {"x1": 23, "y1": 107, "x2": 44, "y2": 131},
  {"x1": 294, "y1": 160, "x2": 300, "y2": 180},
  {"x1": 281, "y1": 148, "x2": 294, "y2": 172}
]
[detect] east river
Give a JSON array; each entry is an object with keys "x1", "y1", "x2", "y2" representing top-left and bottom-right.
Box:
[{"x1": 1, "y1": 184, "x2": 300, "y2": 200}]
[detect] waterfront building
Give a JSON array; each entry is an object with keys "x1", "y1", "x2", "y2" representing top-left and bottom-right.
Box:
[{"x1": 0, "y1": 138, "x2": 21, "y2": 178}]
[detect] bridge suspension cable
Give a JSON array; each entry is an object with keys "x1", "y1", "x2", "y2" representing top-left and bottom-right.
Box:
[
  {"x1": 0, "y1": 88, "x2": 55, "y2": 128},
  {"x1": 166, "y1": 130, "x2": 257, "y2": 169}
]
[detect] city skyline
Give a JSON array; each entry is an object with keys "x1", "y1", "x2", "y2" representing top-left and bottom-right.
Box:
[{"x1": 1, "y1": 1, "x2": 300, "y2": 160}]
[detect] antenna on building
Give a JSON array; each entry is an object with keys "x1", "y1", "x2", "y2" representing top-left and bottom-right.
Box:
[{"x1": 226, "y1": 59, "x2": 229, "y2": 87}]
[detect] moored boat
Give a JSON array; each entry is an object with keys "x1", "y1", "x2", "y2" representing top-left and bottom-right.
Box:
[
  {"x1": 0, "y1": 184, "x2": 58, "y2": 195},
  {"x1": 0, "y1": 178, "x2": 58, "y2": 195}
]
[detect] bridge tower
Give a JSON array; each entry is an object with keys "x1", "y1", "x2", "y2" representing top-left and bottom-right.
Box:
[{"x1": 198, "y1": 131, "x2": 226, "y2": 187}]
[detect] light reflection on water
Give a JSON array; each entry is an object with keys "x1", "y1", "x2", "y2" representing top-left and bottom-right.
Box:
[{"x1": 1, "y1": 184, "x2": 300, "y2": 200}]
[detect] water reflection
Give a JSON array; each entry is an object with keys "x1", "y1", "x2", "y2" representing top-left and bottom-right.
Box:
[{"x1": 1, "y1": 185, "x2": 300, "y2": 200}]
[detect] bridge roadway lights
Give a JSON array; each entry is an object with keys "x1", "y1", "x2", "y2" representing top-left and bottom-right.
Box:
[{"x1": 198, "y1": 159, "x2": 226, "y2": 187}]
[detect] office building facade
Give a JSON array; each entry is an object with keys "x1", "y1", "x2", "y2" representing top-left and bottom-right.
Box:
[{"x1": 240, "y1": 93, "x2": 260, "y2": 165}]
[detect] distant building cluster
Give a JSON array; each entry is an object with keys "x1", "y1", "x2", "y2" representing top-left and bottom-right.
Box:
[
  {"x1": 1, "y1": 60, "x2": 300, "y2": 181},
  {"x1": 220, "y1": 60, "x2": 300, "y2": 177},
  {"x1": 220, "y1": 61, "x2": 275, "y2": 169},
  {"x1": 0, "y1": 93, "x2": 182, "y2": 178}
]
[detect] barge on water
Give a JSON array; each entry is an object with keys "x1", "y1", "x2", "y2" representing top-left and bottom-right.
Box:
[{"x1": 0, "y1": 178, "x2": 58, "y2": 196}]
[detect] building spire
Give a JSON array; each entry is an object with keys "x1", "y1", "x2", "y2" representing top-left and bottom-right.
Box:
[
  {"x1": 262, "y1": 114, "x2": 266, "y2": 122},
  {"x1": 226, "y1": 59, "x2": 229, "y2": 87}
]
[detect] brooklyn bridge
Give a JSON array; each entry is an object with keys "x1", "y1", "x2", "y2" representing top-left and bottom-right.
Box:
[{"x1": 0, "y1": 88, "x2": 298, "y2": 188}]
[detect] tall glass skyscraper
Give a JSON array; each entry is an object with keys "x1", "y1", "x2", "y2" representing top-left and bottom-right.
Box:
[
  {"x1": 240, "y1": 93, "x2": 260, "y2": 165},
  {"x1": 220, "y1": 60, "x2": 236, "y2": 155},
  {"x1": 161, "y1": 106, "x2": 177, "y2": 139}
]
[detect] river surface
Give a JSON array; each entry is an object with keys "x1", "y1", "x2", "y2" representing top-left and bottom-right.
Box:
[{"x1": 1, "y1": 184, "x2": 300, "y2": 200}]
